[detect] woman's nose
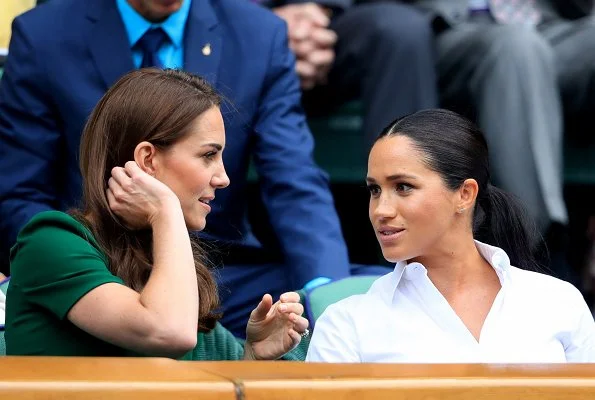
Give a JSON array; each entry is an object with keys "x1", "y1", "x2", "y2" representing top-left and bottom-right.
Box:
[
  {"x1": 212, "y1": 164, "x2": 230, "y2": 189},
  {"x1": 372, "y1": 195, "x2": 397, "y2": 220}
]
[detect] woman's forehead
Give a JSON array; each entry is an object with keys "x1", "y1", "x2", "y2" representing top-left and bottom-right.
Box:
[{"x1": 370, "y1": 137, "x2": 426, "y2": 168}]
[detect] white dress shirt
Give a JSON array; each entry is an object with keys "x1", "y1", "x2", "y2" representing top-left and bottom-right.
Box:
[{"x1": 306, "y1": 241, "x2": 595, "y2": 363}]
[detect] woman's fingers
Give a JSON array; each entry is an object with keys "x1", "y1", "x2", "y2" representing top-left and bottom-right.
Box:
[
  {"x1": 279, "y1": 292, "x2": 301, "y2": 304},
  {"x1": 110, "y1": 166, "x2": 131, "y2": 186},
  {"x1": 107, "y1": 176, "x2": 131, "y2": 210},
  {"x1": 107, "y1": 176, "x2": 120, "y2": 194},
  {"x1": 292, "y1": 315, "x2": 309, "y2": 332},
  {"x1": 288, "y1": 329, "x2": 302, "y2": 347},
  {"x1": 250, "y1": 294, "x2": 273, "y2": 322},
  {"x1": 278, "y1": 302, "x2": 304, "y2": 317},
  {"x1": 106, "y1": 187, "x2": 117, "y2": 208},
  {"x1": 124, "y1": 160, "x2": 143, "y2": 177}
]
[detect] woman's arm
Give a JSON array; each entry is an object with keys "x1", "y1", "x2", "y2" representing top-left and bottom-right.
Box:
[{"x1": 67, "y1": 162, "x2": 199, "y2": 358}]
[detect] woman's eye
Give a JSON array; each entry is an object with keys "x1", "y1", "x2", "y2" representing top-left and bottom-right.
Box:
[
  {"x1": 203, "y1": 151, "x2": 217, "y2": 160},
  {"x1": 396, "y1": 183, "x2": 413, "y2": 193},
  {"x1": 367, "y1": 185, "x2": 380, "y2": 196}
]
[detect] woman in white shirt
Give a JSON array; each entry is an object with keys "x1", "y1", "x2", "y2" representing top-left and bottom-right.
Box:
[{"x1": 306, "y1": 109, "x2": 595, "y2": 363}]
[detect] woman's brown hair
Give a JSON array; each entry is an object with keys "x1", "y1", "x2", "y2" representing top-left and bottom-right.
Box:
[{"x1": 73, "y1": 69, "x2": 222, "y2": 331}]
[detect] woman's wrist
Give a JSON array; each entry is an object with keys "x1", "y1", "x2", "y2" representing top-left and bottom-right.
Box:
[
  {"x1": 148, "y1": 196, "x2": 183, "y2": 227},
  {"x1": 243, "y1": 342, "x2": 258, "y2": 360}
]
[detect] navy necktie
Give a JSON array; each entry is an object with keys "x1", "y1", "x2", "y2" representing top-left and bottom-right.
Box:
[{"x1": 135, "y1": 27, "x2": 169, "y2": 68}]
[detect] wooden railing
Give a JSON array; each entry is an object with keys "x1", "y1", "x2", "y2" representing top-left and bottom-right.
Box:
[{"x1": 0, "y1": 357, "x2": 595, "y2": 399}]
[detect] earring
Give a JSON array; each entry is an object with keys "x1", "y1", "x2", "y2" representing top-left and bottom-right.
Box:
[{"x1": 457, "y1": 207, "x2": 466, "y2": 214}]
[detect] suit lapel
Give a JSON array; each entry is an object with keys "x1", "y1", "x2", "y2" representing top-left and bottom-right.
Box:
[
  {"x1": 86, "y1": 0, "x2": 135, "y2": 90},
  {"x1": 183, "y1": 0, "x2": 221, "y2": 86}
]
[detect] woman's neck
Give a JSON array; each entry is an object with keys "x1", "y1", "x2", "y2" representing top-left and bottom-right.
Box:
[{"x1": 410, "y1": 231, "x2": 498, "y2": 297}]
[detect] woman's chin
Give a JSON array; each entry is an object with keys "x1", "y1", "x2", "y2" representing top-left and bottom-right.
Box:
[
  {"x1": 381, "y1": 249, "x2": 406, "y2": 264},
  {"x1": 185, "y1": 218, "x2": 206, "y2": 232}
]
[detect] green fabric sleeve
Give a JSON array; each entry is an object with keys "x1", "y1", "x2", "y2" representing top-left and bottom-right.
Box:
[
  {"x1": 10, "y1": 211, "x2": 124, "y2": 320},
  {"x1": 188, "y1": 322, "x2": 245, "y2": 360}
]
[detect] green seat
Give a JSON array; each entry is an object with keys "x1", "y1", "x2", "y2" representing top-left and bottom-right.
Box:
[
  {"x1": 304, "y1": 275, "x2": 377, "y2": 327},
  {"x1": 307, "y1": 102, "x2": 367, "y2": 183},
  {"x1": 0, "y1": 277, "x2": 7, "y2": 295}
]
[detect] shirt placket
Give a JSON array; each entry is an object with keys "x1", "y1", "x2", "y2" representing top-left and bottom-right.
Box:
[
  {"x1": 475, "y1": 271, "x2": 508, "y2": 360},
  {"x1": 410, "y1": 270, "x2": 481, "y2": 359}
]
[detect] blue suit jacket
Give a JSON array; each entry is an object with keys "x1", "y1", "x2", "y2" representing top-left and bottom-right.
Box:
[{"x1": 0, "y1": 0, "x2": 351, "y2": 286}]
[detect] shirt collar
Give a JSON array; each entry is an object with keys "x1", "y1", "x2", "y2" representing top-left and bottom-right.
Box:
[
  {"x1": 116, "y1": 0, "x2": 192, "y2": 49},
  {"x1": 387, "y1": 240, "x2": 511, "y2": 301}
]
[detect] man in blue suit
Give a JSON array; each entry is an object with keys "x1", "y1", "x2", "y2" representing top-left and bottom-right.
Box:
[{"x1": 0, "y1": 0, "x2": 387, "y2": 337}]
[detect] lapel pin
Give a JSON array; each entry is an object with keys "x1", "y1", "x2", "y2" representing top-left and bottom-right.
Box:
[{"x1": 202, "y1": 43, "x2": 211, "y2": 56}]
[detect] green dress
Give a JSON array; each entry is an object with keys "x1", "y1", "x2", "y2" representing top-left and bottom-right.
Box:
[{"x1": 5, "y1": 211, "x2": 307, "y2": 361}]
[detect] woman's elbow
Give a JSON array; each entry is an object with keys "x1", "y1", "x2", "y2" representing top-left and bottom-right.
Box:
[
  {"x1": 176, "y1": 330, "x2": 198, "y2": 352},
  {"x1": 164, "y1": 329, "x2": 197, "y2": 356},
  {"x1": 146, "y1": 326, "x2": 197, "y2": 358}
]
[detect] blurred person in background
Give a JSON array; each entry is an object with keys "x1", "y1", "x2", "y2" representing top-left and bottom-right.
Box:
[
  {"x1": 405, "y1": 0, "x2": 595, "y2": 283},
  {"x1": 263, "y1": 0, "x2": 439, "y2": 145}
]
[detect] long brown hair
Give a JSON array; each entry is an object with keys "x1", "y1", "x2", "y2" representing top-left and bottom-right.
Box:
[{"x1": 74, "y1": 69, "x2": 222, "y2": 331}]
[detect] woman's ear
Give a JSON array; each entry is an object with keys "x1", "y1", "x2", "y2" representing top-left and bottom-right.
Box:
[
  {"x1": 457, "y1": 178, "x2": 479, "y2": 213},
  {"x1": 134, "y1": 141, "x2": 158, "y2": 175}
]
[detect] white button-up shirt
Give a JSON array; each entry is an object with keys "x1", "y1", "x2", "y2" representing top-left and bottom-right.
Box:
[{"x1": 306, "y1": 241, "x2": 595, "y2": 363}]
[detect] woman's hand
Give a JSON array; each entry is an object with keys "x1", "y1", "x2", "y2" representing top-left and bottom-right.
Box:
[
  {"x1": 244, "y1": 292, "x2": 309, "y2": 360},
  {"x1": 107, "y1": 161, "x2": 180, "y2": 229}
]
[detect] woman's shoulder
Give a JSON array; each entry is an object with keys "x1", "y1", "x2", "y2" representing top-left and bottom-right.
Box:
[
  {"x1": 319, "y1": 275, "x2": 391, "y2": 325},
  {"x1": 10, "y1": 211, "x2": 104, "y2": 274},
  {"x1": 15, "y1": 211, "x2": 96, "y2": 248},
  {"x1": 19, "y1": 210, "x2": 87, "y2": 234},
  {"x1": 508, "y1": 266, "x2": 584, "y2": 302},
  {"x1": 313, "y1": 294, "x2": 368, "y2": 338}
]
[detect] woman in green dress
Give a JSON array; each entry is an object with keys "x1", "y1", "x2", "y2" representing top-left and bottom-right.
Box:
[{"x1": 5, "y1": 69, "x2": 309, "y2": 360}]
